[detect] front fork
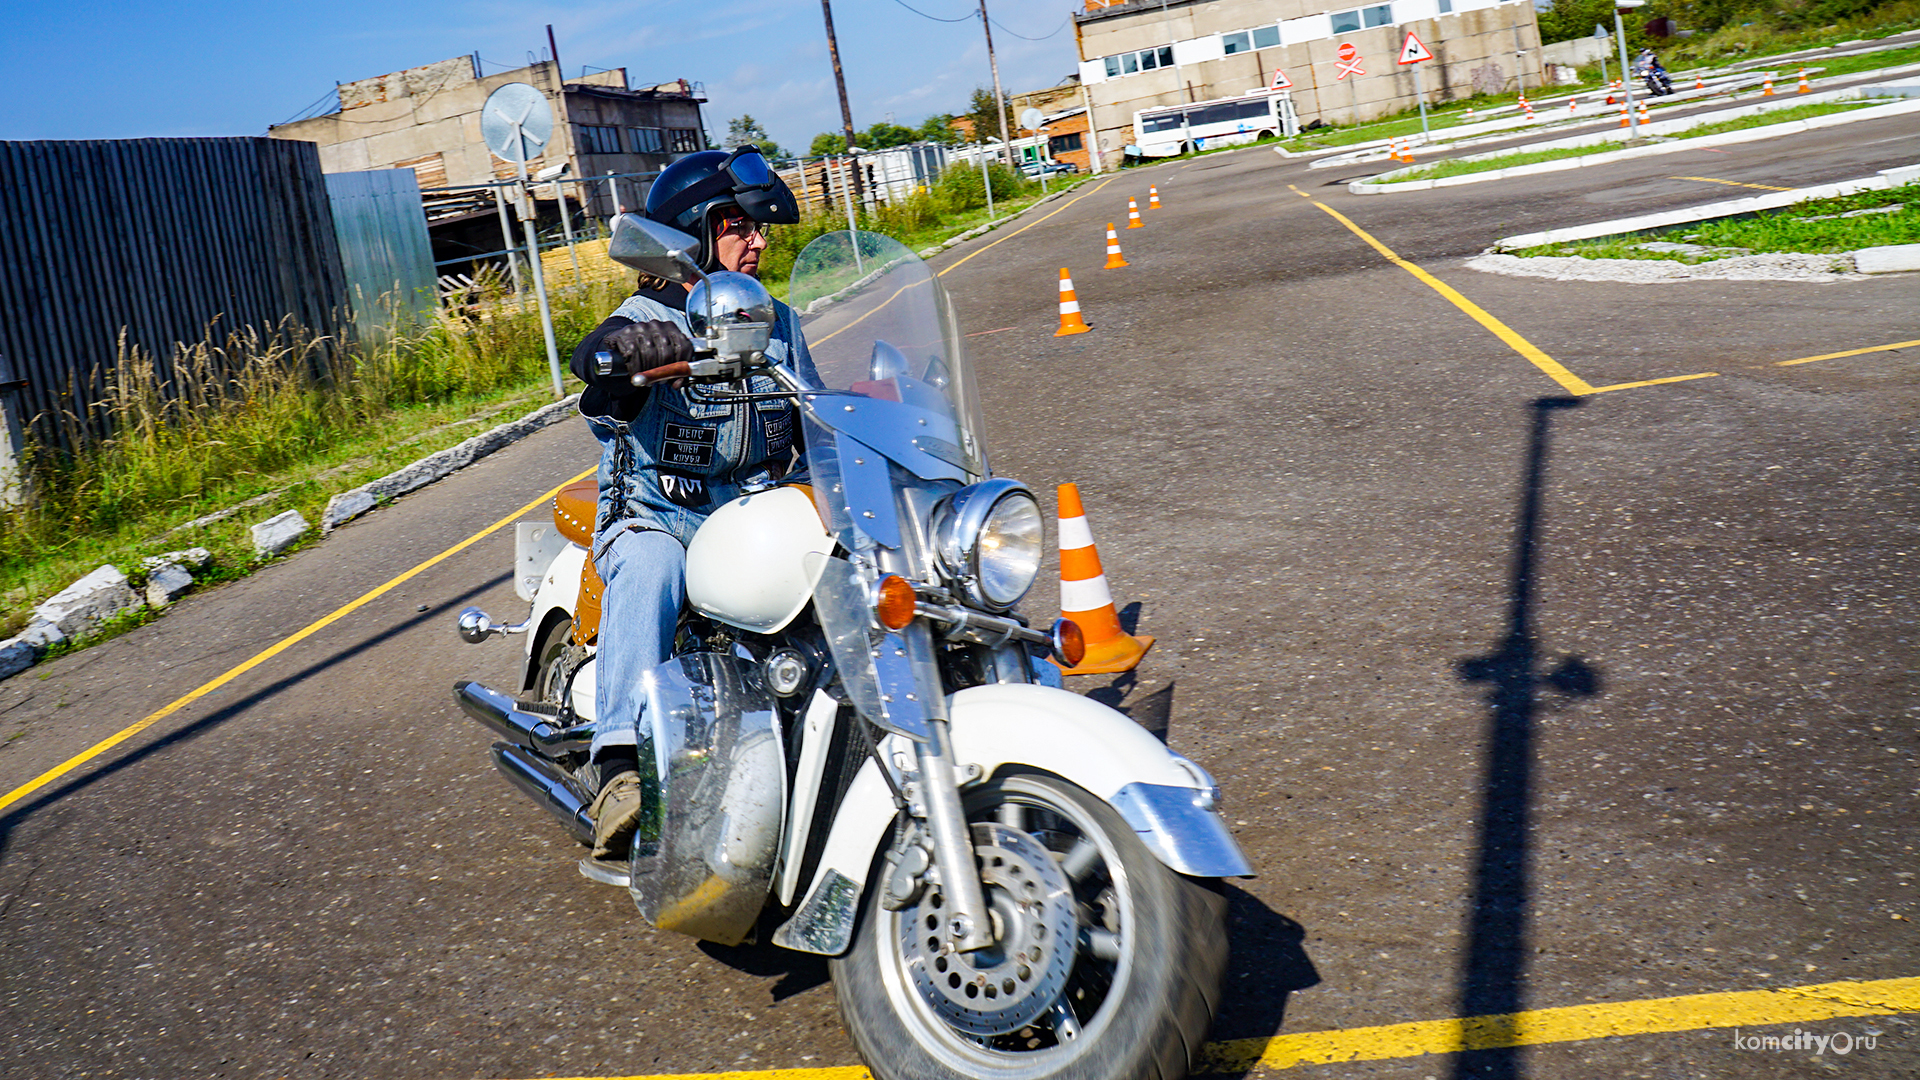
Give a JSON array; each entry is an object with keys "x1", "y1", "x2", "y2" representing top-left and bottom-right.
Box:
[{"x1": 913, "y1": 717, "x2": 996, "y2": 952}]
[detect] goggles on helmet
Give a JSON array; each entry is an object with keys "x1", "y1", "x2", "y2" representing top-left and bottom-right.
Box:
[{"x1": 653, "y1": 146, "x2": 798, "y2": 229}]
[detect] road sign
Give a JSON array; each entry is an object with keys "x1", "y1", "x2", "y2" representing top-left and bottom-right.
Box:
[
  {"x1": 1020, "y1": 107, "x2": 1045, "y2": 131},
  {"x1": 1398, "y1": 31, "x2": 1434, "y2": 65},
  {"x1": 1334, "y1": 45, "x2": 1366, "y2": 80},
  {"x1": 1270, "y1": 67, "x2": 1294, "y2": 90},
  {"x1": 480, "y1": 83, "x2": 552, "y2": 163}
]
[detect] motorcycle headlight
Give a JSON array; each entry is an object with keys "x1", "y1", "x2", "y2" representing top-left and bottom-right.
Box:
[{"x1": 934, "y1": 479, "x2": 1043, "y2": 611}]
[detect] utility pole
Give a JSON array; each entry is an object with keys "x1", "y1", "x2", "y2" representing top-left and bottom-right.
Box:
[
  {"x1": 820, "y1": 0, "x2": 862, "y2": 197},
  {"x1": 979, "y1": 2, "x2": 1013, "y2": 167}
]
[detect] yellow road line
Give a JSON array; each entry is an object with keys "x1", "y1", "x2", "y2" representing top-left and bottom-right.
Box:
[
  {"x1": 936, "y1": 176, "x2": 1117, "y2": 278},
  {"x1": 1775, "y1": 337, "x2": 1919, "y2": 366},
  {"x1": 1669, "y1": 175, "x2": 1794, "y2": 191},
  {"x1": 1198, "y1": 975, "x2": 1920, "y2": 1073},
  {"x1": 481, "y1": 975, "x2": 1920, "y2": 1080},
  {"x1": 0, "y1": 467, "x2": 598, "y2": 816},
  {"x1": 1310, "y1": 202, "x2": 1599, "y2": 395},
  {"x1": 1588, "y1": 371, "x2": 1723, "y2": 393}
]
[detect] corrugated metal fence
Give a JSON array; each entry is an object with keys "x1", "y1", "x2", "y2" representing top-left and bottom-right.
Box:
[
  {"x1": 324, "y1": 169, "x2": 437, "y2": 345},
  {"x1": 0, "y1": 137, "x2": 347, "y2": 451}
]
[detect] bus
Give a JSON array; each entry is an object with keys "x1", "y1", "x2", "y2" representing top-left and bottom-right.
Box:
[{"x1": 1131, "y1": 91, "x2": 1298, "y2": 157}]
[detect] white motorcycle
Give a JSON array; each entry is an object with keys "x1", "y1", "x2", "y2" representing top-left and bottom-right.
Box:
[{"x1": 452, "y1": 216, "x2": 1251, "y2": 1079}]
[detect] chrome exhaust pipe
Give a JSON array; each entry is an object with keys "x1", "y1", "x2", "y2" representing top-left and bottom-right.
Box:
[
  {"x1": 453, "y1": 680, "x2": 595, "y2": 752},
  {"x1": 489, "y1": 742, "x2": 595, "y2": 845}
]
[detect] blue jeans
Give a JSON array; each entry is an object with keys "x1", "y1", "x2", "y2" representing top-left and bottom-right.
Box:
[{"x1": 588, "y1": 527, "x2": 686, "y2": 761}]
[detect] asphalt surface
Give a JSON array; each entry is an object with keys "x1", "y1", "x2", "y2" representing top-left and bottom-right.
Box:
[{"x1": 2, "y1": 105, "x2": 1915, "y2": 1079}]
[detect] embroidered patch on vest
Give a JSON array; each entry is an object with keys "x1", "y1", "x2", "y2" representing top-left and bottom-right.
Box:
[
  {"x1": 660, "y1": 422, "x2": 716, "y2": 468},
  {"x1": 763, "y1": 408, "x2": 795, "y2": 457}
]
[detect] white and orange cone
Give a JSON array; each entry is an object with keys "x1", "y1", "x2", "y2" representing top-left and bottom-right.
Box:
[
  {"x1": 1400, "y1": 139, "x2": 1416, "y2": 165},
  {"x1": 1763, "y1": 76, "x2": 1774, "y2": 96},
  {"x1": 1619, "y1": 103, "x2": 1631, "y2": 128},
  {"x1": 1638, "y1": 99, "x2": 1652, "y2": 125},
  {"x1": 1053, "y1": 483, "x2": 1153, "y2": 675},
  {"x1": 1126, "y1": 197, "x2": 1144, "y2": 228},
  {"x1": 1148, "y1": 184, "x2": 1162, "y2": 209},
  {"x1": 1569, "y1": 95, "x2": 1579, "y2": 114},
  {"x1": 1797, "y1": 68, "x2": 1810, "y2": 93},
  {"x1": 1102, "y1": 223, "x2": 1129, "y2": 269},
  {"x1": 1695, "y1": 76, "x2": 1706, "y2": 90},
  {"x1": 1053, "y1": 268, "x2": 1090, "y2": 336}
]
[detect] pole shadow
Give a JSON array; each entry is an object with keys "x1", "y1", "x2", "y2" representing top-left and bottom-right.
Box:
[
  {"x1": 1448, "y1": 397, "x2": 1603, "y2": 1080},
  {"x1": 0, "y1": 574, "x2": 510, "y2": 864}
]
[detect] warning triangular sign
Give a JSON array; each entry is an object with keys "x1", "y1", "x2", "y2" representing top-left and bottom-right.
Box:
[
  {"x1": 1270, "y1": 67, "x2": 1294, "y2": 89},
  {"x1": 1398, "y1": 31, "x2": 1434, "y2": 65}
]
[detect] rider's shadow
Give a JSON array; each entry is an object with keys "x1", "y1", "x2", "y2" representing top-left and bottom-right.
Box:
[
  {"x1": 1210, "y1": 885, "x2": 1320, "y2": 1045},
  {"x1": 697, "y1": 938, "x2": 830, "y2": 1002}
]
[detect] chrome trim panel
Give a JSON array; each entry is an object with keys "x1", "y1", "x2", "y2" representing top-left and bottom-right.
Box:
[
  {"x1": 1108, "y1": 782, "x2": 1255, "y2": 878},
  {"x1": 771, "y1": 868, "x2": 860, "y2": 955},
  {"x1": 631, "y1": 652, "x2": 786, "y2": 945}
]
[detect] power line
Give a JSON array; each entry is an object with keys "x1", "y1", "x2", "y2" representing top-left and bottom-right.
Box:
[
  {"x1": 990, "y1": 13, "x2": 1069, "y2": 40},
  {"x1": 887, "y1": 0, "x2": 978, "y2": 22}
]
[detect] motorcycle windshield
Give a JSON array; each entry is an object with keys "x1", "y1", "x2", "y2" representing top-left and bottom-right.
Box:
[{"x1": 789, "y1": 230, "x2": 988, "y2": 556}]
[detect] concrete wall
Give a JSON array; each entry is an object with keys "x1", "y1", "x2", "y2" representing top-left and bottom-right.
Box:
[{"x1": 1075, "y1": 0, "x2": 1542, "y2": 169}]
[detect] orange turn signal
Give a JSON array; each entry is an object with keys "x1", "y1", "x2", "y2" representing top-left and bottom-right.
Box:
[
  {"x1": 1052, "y1": 618, "x2": 1086, "y2": 668},
  {"x1": 875, "y1": 575, "x2": 918, "y2": 631}
]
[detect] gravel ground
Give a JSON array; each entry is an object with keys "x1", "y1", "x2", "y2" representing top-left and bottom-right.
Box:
[{"x1": 1466, "y1": 251, "x2": 1864, "y2": 283}]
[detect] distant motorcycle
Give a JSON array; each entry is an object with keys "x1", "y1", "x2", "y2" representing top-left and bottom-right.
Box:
[
  {"x1": 452, "y1": 216, "x2": 1251, "y2": 1079},
  {"x1": 1637, "y1": 54, "x2": 1674, "y2": 96}
]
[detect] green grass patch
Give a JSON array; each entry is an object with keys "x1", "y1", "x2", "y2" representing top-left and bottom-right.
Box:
[
  {"x1": 1517, "y1": 182, "x2": 1919, "y2": 260},
  {"x1": 1388, "y1": 98, "x2": 1886, "y2": 181},
  {"x1": 1797, "y1": 43, "x2": 1920, "y2": 79}
]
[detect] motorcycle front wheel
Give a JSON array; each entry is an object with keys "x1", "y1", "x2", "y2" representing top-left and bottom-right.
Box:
[{"x1": 832, "y1": 771, "x2": 1227, "y2": 1080}]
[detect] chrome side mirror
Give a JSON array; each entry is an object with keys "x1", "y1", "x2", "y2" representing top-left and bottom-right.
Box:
[{"x1": 608, "y1": 214, "x2": 706, "y2": 285}]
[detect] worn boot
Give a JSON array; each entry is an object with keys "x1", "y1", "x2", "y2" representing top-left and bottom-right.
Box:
[{"x1": 588, "y1": 769, "x2": 645, "y2": 861}]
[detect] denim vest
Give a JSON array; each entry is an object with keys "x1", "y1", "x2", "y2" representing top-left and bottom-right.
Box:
[{"x1": 586, "y1": 293, "x2": 811, "y2": 553}]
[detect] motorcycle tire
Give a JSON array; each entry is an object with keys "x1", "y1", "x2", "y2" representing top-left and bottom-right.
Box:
[
  {"x1": 531, "y1": 616, "x2": 575, "y2": 705},
  {"x1": 831, "y1": 770, "x2": 1228, "y2": 1080}
]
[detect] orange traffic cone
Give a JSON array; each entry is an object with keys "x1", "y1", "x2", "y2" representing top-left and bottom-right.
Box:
[
  {"x1": 1695, "y1": 76, "x2": 1706, "y2": 90},
  {"x1": 1102, "y1": 224, "x2": 1129, "y2": 269},
  {"x1": 1053, "y1": 268, "x2": 1090, "y2": 336},
  {"x1": 1126, "y1": 197, "x2": 1144, "y2": 228},
  {"x1": 1639, "y1": 99, "x2": 1652, "y2": 125},
  {"x1": 1797, "y1": 68, "x2": 1810, "y2": 93},
  {"x1": 1148, "y1": 185, "x2": 1162, "y2": 209},
  {"x1": 1569, "y1": 95, "x2": 1579, "y2": 114},
  {"x1": 1401, "y1": 139, "x2": 1417, "y2": 165},
  {"x1": 1763, "y1": 76, "x2": 1774, "y2": 96},
  {"x1": 1052, "y1": 483, "x2": 1153, "y2": 675},
  {"x1": 1619, "y1": 103, "x2": 1631, "y2": 128}
]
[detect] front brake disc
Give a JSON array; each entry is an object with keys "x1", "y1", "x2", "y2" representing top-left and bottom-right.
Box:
[{"x1": 898, "y1": 822, "x2": 1078, "y2": 1037}]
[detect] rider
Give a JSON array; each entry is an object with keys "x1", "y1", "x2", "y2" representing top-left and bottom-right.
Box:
[{"x1": 567, "y1": 146, "x2": 803, "y2": 872}]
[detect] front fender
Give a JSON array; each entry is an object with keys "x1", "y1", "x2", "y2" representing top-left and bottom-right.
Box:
[{"x1": 771, "y1": 683, "x2": 1253, "y2": 955}]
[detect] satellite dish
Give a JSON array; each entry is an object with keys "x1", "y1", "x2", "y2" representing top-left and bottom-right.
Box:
[
  {"x1": 1020, "y1": 107, "x2": 1045, "y2": 131},
  {"x1": 482, "y1": 83, "x2": 553, "y2": 163}
]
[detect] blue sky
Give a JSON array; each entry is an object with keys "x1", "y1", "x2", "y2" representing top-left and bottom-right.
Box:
[{"x1": 1, "y1": 1, "x2": 1081, "y2": 155}]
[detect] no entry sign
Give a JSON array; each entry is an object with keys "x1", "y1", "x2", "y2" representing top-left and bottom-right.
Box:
[{"x1": 1335, "y1": 42, "x2": 1365, "y2": 80}]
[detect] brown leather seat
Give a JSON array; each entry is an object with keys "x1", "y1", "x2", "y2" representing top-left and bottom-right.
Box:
[{"x1": 553, "y1": 478, "x2": 597, "y2": 549}]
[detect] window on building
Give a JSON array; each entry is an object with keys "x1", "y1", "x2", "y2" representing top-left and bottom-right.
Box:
[
  {"x1": 1048, "y1": 131, "x2": 1084, "y2": 155},
  {"x1": 1330, "y1": 4, "x2": 1392, "y2": 33},
  {"x1": 1252, "y1": 25, "x2": 1281, "y2": 48},
  {"x1": 1222, "y1": 31, "x2": 1252, "y2": 54},
  {"x1": 1105, "y1": 45, "x2": 1175, "y2": 78},
  {"x1": 578, "y1": 125, "x2": 623, "y2": 155},
  {"x1": 629, "y1": 127, "x2": 665, "y2": 154},
  {"x1": 667, "y1": 128, "x2": 703, "y2": 153},
  {"x1": 1438, "y1": 0, "x2": 1452, "y2": 10}
]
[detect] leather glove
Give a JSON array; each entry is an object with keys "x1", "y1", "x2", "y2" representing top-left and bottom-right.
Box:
[{"x1": 602, "y1": 320, "x2": 693, "y2": 380}]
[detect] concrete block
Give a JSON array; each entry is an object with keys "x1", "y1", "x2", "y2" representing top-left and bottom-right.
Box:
[
  {"x1": 141, "y1": 547, "x2": 213, "y2": 575},
  {"x1": 19, "y1": 618, "x2": 64, "y2": 649},
  {"x1": 1854, "y1": 243, "x2": 1920, "y2": 274},
  {"x1": 251, "y1": 510, "x2": 311, "y2": 558},
  {"x1": 146, "y1": 564, "x2": 195, "y2": 608},
  {"x1": 32, "y1": 565, "x2": 140, "y2": 639},
  {"x1": 0, "y1": 637, "x2": 35, "y2": 680},
  {"x1": 322, "y1": 488, "x2": 379, "y2": 532}
]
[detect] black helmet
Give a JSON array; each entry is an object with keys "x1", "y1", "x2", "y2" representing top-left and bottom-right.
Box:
[{"x1": 645, "y1": 146, "x2": 799, "y2": 270}]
